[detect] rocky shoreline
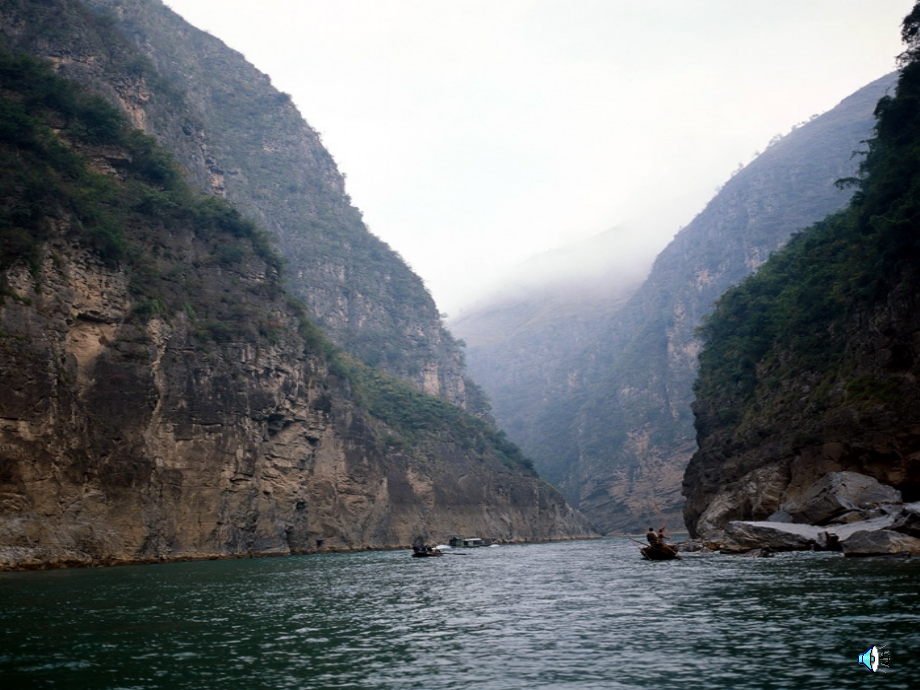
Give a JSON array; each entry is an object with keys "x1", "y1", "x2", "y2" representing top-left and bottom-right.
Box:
[
  {"x1": 686, "y1": 472, "x2": 920, "y2": 557},
  {"x1": 0, "y1": 535, "x2": 601, "y2": 573}
]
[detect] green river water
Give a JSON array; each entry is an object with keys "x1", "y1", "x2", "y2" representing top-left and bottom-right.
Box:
[{"x1": 1, "y1": 538, "x2": 917, "y2": 689}]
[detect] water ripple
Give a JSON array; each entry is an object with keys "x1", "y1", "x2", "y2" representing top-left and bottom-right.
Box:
[{"x1": 1, "y1": 540, "x2": 918, "y2": 688}]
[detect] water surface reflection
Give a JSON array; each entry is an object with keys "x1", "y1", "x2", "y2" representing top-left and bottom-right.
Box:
[{"x1": 1, "y1": 539, "x2": 917, "y2": 689}]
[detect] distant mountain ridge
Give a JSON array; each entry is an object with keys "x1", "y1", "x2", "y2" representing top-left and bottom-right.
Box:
[
  {"x1": 461, "y1": 224, "x2": 660, "y2": 309},
  {"x1": 452, "y1": 225, "x2": 654, "y2": 487},
  {"x1": 456, "y1": 72, "x2": 898, "y2": 532}
]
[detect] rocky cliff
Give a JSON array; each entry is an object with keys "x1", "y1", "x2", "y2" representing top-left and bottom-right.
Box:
[
  {"x1": 2, "y1": 241, "x2": 588, "y2": 569},
  {"x1": 0, "y1": 9, "x2": 592, "y2": 571},
  {"x1": 684, "y1": 25, "x2": 920, "y2": 536},
  {"x1": 685, "y1": 281, "x2": 920, "y2": 536},
  {"x1": 453, "y1": 73, "x2": 897, "y2": 533},
  {"x1": 0, "y1": 0, "x2": 471, "y2": 405}
]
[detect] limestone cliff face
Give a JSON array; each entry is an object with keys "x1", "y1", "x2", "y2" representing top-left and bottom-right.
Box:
[
  {"x1": 0, "y1": 0, "x2": 468, "y2": 405},
  {"x1": 0, "y1": 240, "x2": 589, "y2": 570},
  {"x1": 0, "y1": 20, "x2": 592, "y2": 571}
]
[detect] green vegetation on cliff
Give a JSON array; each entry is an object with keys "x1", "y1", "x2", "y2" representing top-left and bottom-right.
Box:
[
  {"x1": 0, "y1": 0, "x2": 469, "y2": 403},
  {"x1": 0, "y1": 42, "x2": 536, "y2": 475},
  {"x1": 333, "y1": 354, "x2": 533, "y2": 471},
  {"x1": 0, "y1": 49, "x2": 296, "y2": 357},
  {"x1": 685, "y1": 4, "x2": 920, "y2": 533},
  {"x1": 0, "y1": 49, "x2": 274, "y2": 296},
  {"x1": 78, "y1": 0, "x2": 467, "y2": 400},
  {"x1": 694, "y1": 12, "x2": 920, "y2": 428}
]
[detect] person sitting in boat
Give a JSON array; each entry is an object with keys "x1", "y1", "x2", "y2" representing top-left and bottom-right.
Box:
[
  {"x1": 657, "y1": 527, "x2": 668, "y2": 544},
  {"x1": 646, "y1": 527, "x2": 660, "y2": 546}
]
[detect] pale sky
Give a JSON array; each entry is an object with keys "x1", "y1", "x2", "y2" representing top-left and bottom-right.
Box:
[{"x1": 163, "y1": 0, "x2": 913, "y2": 314}]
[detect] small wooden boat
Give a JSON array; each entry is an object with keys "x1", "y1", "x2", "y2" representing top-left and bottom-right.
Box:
[
  {"x1": 640, "y1": 543, "x2": 682, "y2": 561},
  {"x1": 411, "y1": 548, "x2": 442, "y2": 558}
]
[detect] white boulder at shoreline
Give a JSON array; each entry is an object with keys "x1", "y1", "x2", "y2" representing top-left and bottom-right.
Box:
[{"x1": 703, "y1": 472, "x2": 920, "y2": 556}]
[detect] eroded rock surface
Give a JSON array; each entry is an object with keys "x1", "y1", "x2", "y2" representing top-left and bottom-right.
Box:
[
  {"x1": 839, "y1": 529, "x2": 920, "y2": 557},
  {"x1": 789, "y1": 471, "x2": 902, "y2": 525},
  {"x1": 0, "y1": 0, "x2": 472, "y2": 408},
  {"x1": 716, "y1": 509, "x2": 920, "y2": 556},
  {"x1": 889, "y1": 501, "x2": 920, "y2": 538},
  {"x1": 0, "y1": 48, "x2": 593, "y2": 571},
  {"x1": 0, "y1": 240, "x2": 593, "y2": 571},
  {"x1": 720, "y1": 522, "x2": 828, "y2": 554}
]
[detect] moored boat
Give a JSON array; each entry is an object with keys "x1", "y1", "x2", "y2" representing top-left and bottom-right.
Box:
[{"x1": 448, "y1": 536, "x2": 487, "y2": 548}]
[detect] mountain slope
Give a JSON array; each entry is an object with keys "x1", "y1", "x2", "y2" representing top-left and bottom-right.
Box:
[
  {"x1": 0, "y1": 0, "x2": 471, "y2": 405},
  {"x1": 0, "y1": 4, "x2": 592, "y2": 570},
  {"x1": 451, "y1": 226, "x2": 653, "y2": 487},
  {"x1": 456, "y1": 72, "x2": 897, "y2": 532},
  {"x1": 684, "y1": 26, "x2": 920, "y2": 534}
]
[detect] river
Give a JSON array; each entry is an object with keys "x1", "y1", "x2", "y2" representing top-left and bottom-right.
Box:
[{"x1": 1, "y1": 538, "x2": 917, "y2": 689}]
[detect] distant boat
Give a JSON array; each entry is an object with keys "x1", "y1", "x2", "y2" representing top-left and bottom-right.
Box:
[{"x1": 411, "y1": 546, "x2": 443, "y2": 558}]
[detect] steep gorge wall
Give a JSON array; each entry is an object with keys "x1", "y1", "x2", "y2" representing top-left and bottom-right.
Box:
[
  {"x1": 567, "y1": 75, "x2": 896, "y2": 533},
  {"x1": 459, "y1": 74, "x2": 897, "y2": 533},
  {"x1": 0, "y1": 0, "x2": 470, "y2": 405},
  {"x1": 451, "y1": 227, "x2": 651, "y2": 491},
  {"x1": 0, "y1": 239, "x2": 589, "y2": 570},
  {"x1": 684, "y1": 287, "x2": 920, "y2": 536},
  {"x1": 684, "y1": 54, "x2": 920, "y2": 535},
  {"x1": 0, "y1": 10, "x2": 592, "y2": 571}
]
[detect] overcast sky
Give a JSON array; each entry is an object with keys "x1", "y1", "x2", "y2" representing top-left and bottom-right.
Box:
[{"x1": 163, "y1": 0, "x2": 913, "y2": 314}]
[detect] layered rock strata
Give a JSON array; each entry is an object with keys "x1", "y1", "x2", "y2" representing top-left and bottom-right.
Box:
[
  {"x1": 0, "y1": 239, "x2": 592, "y2": 571},
  {"x1": 0, "y1": 46, "x2": 593, "y2": 571},
  {"x1": 0, "y1": 0, "x2": 470, "y2": 403}
]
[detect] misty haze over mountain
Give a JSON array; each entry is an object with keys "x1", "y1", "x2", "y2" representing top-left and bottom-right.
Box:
[
  {"x1": 454, "y1": 70, "x2": 898, "y2": 532},
  {"x1": 164, "y1": 1, "x2": 911, "y2": 316},
  {"x1": 454, "y1": 223, "x2": 662, "y2": 320}
]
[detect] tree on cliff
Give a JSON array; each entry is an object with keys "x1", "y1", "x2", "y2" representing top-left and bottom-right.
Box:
[
  {"x1": 685, "y1": 2, "x2": 920, "y2": 534},
  {"x1": 898, "y1": 1, "x2": 920, "y2": 66},
  {"x1": 694, "y1": 0, "x2": 920, "y2": 412}
]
